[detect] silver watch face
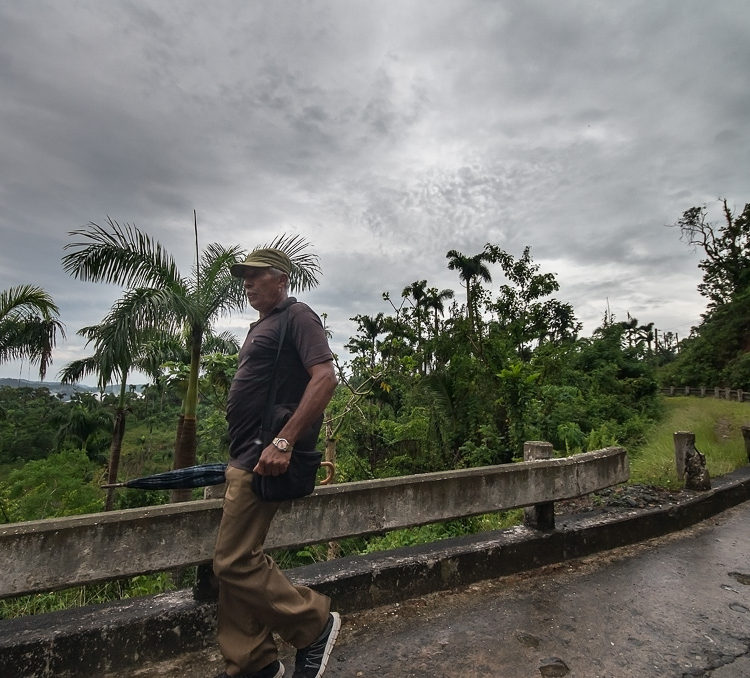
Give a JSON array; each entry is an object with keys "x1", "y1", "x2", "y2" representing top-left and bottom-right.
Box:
[{"x1": 273, "y1": 437, "x2": 290, "y2": 451}]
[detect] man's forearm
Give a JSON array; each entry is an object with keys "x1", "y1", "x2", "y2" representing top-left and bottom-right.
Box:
[{"x1": 276, "y1": 361, "x2": 337, "y2": 445}]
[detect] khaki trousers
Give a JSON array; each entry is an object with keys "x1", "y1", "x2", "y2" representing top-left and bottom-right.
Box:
[{"x1": 213, "y1": 465, "x2": 330, "y2": 675}]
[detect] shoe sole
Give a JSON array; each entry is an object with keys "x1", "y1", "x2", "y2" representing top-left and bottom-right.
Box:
[{"x1": 313, "y1": 611, "x2": 341, "y2": 678}]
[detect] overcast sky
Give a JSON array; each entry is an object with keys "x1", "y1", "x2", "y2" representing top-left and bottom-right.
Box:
[{"x1": 1, "y1": 1, "x2": 748, "y2": 384}]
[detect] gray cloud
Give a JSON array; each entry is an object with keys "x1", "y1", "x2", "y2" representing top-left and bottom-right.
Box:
[{"x1": 1, "y1": 0, "x2": 748, "y2": 380}]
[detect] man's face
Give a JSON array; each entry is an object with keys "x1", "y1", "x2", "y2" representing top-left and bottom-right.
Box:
[{"x1": 243, "y1": 268, "x2": 287, "y2": 316}]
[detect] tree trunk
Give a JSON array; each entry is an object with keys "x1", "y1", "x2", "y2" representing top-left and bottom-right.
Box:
[
  {"x1": 105, "y1": 379, "x2": 128, "y2": 511},
  {"x1": 172, "y1": 413, "x2": 185, "y2": 462},
  {"x1": 104, "y1": 409, "x2": 127, "y2": 511},
  {"x1": 171, "y1": 416, "x2": 197, "y2": 503},
  {"x1": 171, "y1": 324, "x2": 203, "y2": 503}
]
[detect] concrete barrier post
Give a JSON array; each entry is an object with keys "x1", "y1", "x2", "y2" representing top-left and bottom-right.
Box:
[
  {"x1": 674, "y1": 431, "x2": 691, "y2": 479},
  {"x1": 742, "y1": 426, "x2": 750, "y2": 463},
  {"x1": 700, "y1": 387, "x2": 706, "y2": 397},
  {"x1": 523, "y1": 441, "x2": 555, "y2": 531},
  {"x1": 674, "y1": 431, "x2": 711, "y2": 491},
  {"x1": 714, "y1": 387, "x2": 721, "y2": 398}
]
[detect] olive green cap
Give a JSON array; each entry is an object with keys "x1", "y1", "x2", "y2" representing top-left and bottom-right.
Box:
[{"x1": 230, "y1": 248, "x2": 292, "y2": 277}]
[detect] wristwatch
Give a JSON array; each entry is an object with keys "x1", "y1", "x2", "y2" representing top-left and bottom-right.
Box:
[{"x1": 272, "y1": 437, "x2": 293, "y2": 452}]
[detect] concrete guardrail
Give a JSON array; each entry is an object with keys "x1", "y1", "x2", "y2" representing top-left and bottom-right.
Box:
[{"x1": 1, "y1": 446, "x2": 627, "y2": 599}]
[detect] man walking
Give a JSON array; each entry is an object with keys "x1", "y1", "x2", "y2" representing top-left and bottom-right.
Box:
[{"x1": 213, "y1": 248, "x2": 339, "y2": 678}]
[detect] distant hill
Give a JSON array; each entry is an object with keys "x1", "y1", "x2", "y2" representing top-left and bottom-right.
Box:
[{"x1": 0, "y1": 378, "x2": 145, "y2": 399}]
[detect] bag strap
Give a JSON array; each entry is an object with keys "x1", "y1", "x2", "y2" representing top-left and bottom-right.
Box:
[{"x1": 261, "y1": 306, "x2": 291, "y2": 434}]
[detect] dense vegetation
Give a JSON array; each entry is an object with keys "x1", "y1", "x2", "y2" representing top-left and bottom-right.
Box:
[
  {"x1": 0, "y1": 243, "x2": 667, "y2": 520},
  {"x1": 660, "y1": 200, "x2": 750, "y2": 388},
  {"x1": 1, "y1": 198, "x2": 748, "y2": 522},
  {"x1": 0, "y1": 198, "x2": 748, "y2": 617}
]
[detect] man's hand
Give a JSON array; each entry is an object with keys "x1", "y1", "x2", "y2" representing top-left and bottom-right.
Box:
[
  {"x1": 253, "y1": 444, "x2": 291, "y2": 476},
  {"x1": 253, "y1": 361, "x2": 336, "y2": 477}
]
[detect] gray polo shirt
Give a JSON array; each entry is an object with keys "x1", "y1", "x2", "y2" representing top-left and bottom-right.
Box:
[{"x1": 226, "y1": 298, "x2": 333, "y2": 471}]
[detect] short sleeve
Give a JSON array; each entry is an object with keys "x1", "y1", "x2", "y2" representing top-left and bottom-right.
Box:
[{"x1": 288, "y1": 302, "x2": 333, "y2": 369}]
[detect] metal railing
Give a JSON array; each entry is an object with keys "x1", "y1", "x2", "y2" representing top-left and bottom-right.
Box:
[{"x1": 661, "y1": 386, "x2": 748, "y2": 402}]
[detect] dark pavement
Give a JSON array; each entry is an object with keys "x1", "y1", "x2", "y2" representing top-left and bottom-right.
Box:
[{"x1": 115, "y1": 501, "x2": 750, "y2": 678}]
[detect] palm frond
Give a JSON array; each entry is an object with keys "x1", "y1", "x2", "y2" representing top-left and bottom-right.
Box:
[
  {"x1": 193, "y1": 243, "x2": 246, "y2": 319},
  {"x1": 0, "y1": 284, "x2": 61, "y2": 321},
  {"x1": 59, "y1": 356, "x2": 111, "y2": 386},
  {"x1": 260, "y1": 233, "x2": 322, "y2": 292},
  {"x1": 0, "y1": 283, "x2": 65, "y2": 380},
  {"x1": 105, "y1": 286, "x2": 186, "y2": 340},
  {"x1": 134, "y1": 332, "x2": 190, "y2": 378},
  {"x1": 203, "y1": 330, "x2": 241, "y2": 355},
  {"x1": 197, "y1": 243, "x2": 245, "y2": 288},
  {"x1": 63, "y1": 217, "x2": 182, "y2": 289},
  {"x1": 0, "y1": 308, "x2": 65, "y2": 380},
  {"x1": 422, "y1": 372, "x2": 456, "y2": 419}
]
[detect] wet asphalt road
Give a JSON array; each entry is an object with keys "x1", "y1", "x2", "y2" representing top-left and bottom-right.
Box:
[{"x1": 120, "y1": 501, "x2": 750, "y2": 678}]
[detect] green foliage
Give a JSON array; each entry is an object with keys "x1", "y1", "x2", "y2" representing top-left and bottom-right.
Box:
[
  {"x1": 487, "y1": 245, "x2": 581, "y2": 357},
  {"x1": 662, "y1": 199, "x2": 750, "y2": 389},
  {"x1": 362, "y1": 512, "x2": 523, "y2": 553},
  {"x1": 0, "y1": 572, "x2": 180, "y2": 620},
  {"x1": 55, "y1": 393, "x2": 114, "y2": 463},
  {"x1": 6, "y1": 219, "x2": 742, "y2": 615},
  {"x1": 556, "y1": 421, "x2": 585, "y2": 455},
  {"x1": 495, "y1": 361, "x2": 541, "y2": 454},
  {"x1": 199, "y1": 352, "x2": 238, "y2": 410},
  {"x1": 0, "y1": 387, "x2": 67, "y2": 464},
  {"x1": 457, "y1": 422, "x2": 507, "y2": 467},
  {"x1": 337, "y1": 243, "x2": 662, "y2": 479},
  {"x1": 196, "y1": 407, "x2": 231, "y2": 463},
  {"x1": 530, "y1": 320, "x2": 661, "y2": 453},
  {"x1": 1, "y1": 448, "x2": 103, "y2": 521},
  {"x1": 659, "y1": 287, "x2": 750, "y2": 389}
]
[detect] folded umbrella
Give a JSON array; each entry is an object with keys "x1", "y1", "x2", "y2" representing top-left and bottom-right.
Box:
[
  {"x1": 100, "y1": 463, "x2": 228, "y2": 490},
  {"x1": 101, "y1": 460, "x2": 335, "y2": 491}
]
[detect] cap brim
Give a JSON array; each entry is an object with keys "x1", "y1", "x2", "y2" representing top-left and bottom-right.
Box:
[{"x1": 230, "y1": 262, "x2": 273, "y2": 277}]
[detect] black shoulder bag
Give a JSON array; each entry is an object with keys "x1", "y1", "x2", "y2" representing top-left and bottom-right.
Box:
[{"x1": 251, "y1": 307, "x2": 323, "y2": 502}]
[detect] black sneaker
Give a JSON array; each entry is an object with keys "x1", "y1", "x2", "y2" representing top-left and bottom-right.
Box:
[
  {"x1": 214, "y1": 660, "x2": 285, "y2": 678},
  {"x1": 292, "y1": 612, "x2": 341, "y2": 678}
]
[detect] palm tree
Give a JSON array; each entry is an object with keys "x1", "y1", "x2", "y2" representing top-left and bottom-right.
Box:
[
  {"x1": 59, "y1": 304, "x2": 166, "y2": 510},
  {"x1": 346, "y1": 313, "x2": 385, "y2": 370},
  {"x1": 619, "y1": 313, "x2": 639, "y2": 348},
  {"x1": 0, "y1": 285, "x2": 65, "y2": 380},
  {"x1": 402, "y1": 280, "x2": 429, "y2": 354},
  {"x1": 446, "y1": 247, "x2": 495, "y2": 337},
  {"x1": 423, "y1": 287, "x2": 455, "y2": 339},
  {"x1": 422, "y1": 287, "x2": 455, "y2": 371},
  {"x1": 62, "y1": 216, "x2": 320, "y2": 501},
  {"x1": 56, "y1": 393, "x2": 113, "y2": 457},
  {"x1": 637, "y1": 321, "x2": 655, "y2": 354}
]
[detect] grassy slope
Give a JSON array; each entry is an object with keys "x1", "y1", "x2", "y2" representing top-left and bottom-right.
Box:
[{"x1": 628, "y1": 396, "x2": 749, "y2": 488}]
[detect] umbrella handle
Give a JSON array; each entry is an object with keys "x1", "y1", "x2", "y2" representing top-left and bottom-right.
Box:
[
  {"x1": 100, "y1": 482, "x2": 126, "y2": 489},
  {"x1": 318, "y1": 461, "x2": 335, "y2": 485}
]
